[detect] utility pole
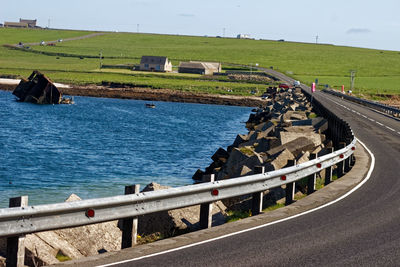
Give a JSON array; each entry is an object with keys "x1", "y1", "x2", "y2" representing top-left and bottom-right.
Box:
[
  {"x1": 48, "y1": 18, "x2": 50, "y2": 29},
  {"x1": 99, "y1": 50, "x2": 103, "y2": 69},
  {"x1": 223, "y1": 28, "x2": 226, "y2": 37},
  {"x1": 137, "y1": 24, "x2": 139, "y2": 33},
  {"x1": 315, "y1": 35, "x2": 319, "y2": 44},
  {"x1": 350, "y1": 70, "x2": 356, "y2": 92}
]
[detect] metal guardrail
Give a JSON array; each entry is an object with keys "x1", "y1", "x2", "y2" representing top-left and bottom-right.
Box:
[
  {"x1": 323, "y1": 89, "x2": 400, "y2": 118},
  {"x1": 0, "y1": 138, "x2": 356, "y2": 238}
]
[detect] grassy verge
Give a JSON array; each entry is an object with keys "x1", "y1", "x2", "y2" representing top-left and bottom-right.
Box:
[{"x1": 1, "y1": 28, "x2": 399, "y2": 97}]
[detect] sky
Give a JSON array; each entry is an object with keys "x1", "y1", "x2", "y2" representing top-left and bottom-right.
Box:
[{"x1": 1, "y1": 0, "x2": 400, "y2": 51}]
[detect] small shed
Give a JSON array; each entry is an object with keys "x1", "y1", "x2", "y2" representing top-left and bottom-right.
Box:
[
  {"x1": 178, "y1": 61, "x2": 221, "y2": 75},
  {"x1": 139, "y1": 56, "x2": 172, "y2": 72}
]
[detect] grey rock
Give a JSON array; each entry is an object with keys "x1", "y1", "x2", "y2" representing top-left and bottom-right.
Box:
[
  {"x1": 24, "y1": 234, "x2": 59, "y2": 266},
  {"x1": 267, "y1": 137, "x2": 316, "y2": 157},
  {"x1": 265, "y1": 149, "x2": 295, "y2": 172},
  {"x1": 283, "y1": 126, "x2": 315, "y2": 133},
  {"x1": 280, "y1": 131, "x2": 322, "y2": 147},
  {"x1": 211, "y1": 147, "x2": 229, "y2": 163},
  {"x1": 232, "y1": 134, "x2": 249, "y2": 147},
  {"x1": 296, "y1": 151, "x2": 310, "y2": 164},
  {"x1": 225, "y1": 147, "x2": 263, "y2": 178}
]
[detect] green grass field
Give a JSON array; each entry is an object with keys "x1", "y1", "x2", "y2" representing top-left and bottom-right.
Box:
[{"x1": 1, "y1": 27, "x2": 399, "y2": 96}]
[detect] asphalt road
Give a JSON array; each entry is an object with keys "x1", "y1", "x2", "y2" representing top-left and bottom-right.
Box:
[{"x1": 61, "y1": 76, "x2": 399, "y2": 266}]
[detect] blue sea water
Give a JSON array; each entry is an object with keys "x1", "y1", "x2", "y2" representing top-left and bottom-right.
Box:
[{"x1": 0, "y1": 90, "x2": 251, "y2": 208}]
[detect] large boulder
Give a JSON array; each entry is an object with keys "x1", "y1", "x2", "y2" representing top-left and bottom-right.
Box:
[
  {"x1": 267, "y1": 136, "x2": 316, "y2": 158},
  {"x1": 282, "y1": 111, "x2": 308, "y2": 122},
  {"x1": 296, "y1": 151, "x2": 310, "y2": 164},
  {"x1": 192, "y1": 169, "x2": 205, "y2": 181},
  {"x1": 283, "y1": 126, "x2": 314, "y2": 133},
  {"x1": 224, "y1": 147, "x2": 263, "y2": 178},
  {"x1": 280, "y1": 131, "x2": 322, "y2": 147},
  {"x1": 291, "y1": 117, "x2": 328, "y2": 133},
  {"x1": 211, "y1": 147, "x2": 229, "y2": 163},
  {"x1": 232, "y1": 134, "x2": 249, "y2": 148},
  {"x1": 137, "y1": 183, "x2": 227, "y2": 236},
  {"x1": 264, "y1": 149, "x2": 295, "y2": 172},
  {"x1": 54, "y1": 195, "x2": 122, "y2": 257},
  {"x1": 254, "y1": 121, "x2": 274, "y2": 132}
]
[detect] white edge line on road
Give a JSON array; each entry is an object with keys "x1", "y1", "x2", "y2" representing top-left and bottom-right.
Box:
[{"x1": 97, "y1": 139, "x2": 375, "y2": 267}]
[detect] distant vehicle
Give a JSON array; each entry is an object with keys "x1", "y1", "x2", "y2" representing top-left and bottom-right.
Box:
[
  {"x1": 58, "y1": 39, "x2": 63, "y2": 42},
  {"x1": 40, "y1": 41, "x2": 46, "y2": 46},
  {"x1": 278, "y1": 83, "x2": 290, "y2": 89},
  {"x1": 293, "y1": 80, "x2": 301, "y2": 88}
]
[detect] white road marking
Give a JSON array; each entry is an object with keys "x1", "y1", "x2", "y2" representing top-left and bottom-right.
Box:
[
  {"x1": 324, "y1": 94, "x2": 399, "y2": 135},
  {"x1": 97, "y1": 140, "x2": 375, "y2": 267}
]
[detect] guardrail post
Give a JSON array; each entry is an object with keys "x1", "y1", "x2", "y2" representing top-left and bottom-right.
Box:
[
  {"x1": 324, "y1": 147, "x2": 334, "y2": 185},
  {"x1": 344, "y1": 154, "x2": 351, "y2": 173},
  {"x1": 307, "y1": 153, "x2": 317, "y2": 195},
  {"x1": 251, "y1": 166, "x2": 265, "y2": 215},
  {"x1": 200, "y1": 174, "x2": 215, "y2": 229},
  {"x1": 285, "y1": 160, "x2": 296, "y2": 205},
  {"x1": 6, "y1": 196, "x2": 28, "y2": 267},
  {"x1": 337, "y1": 142, "x2": 346, "y2": 178},
  {"x1": 350, "y1": 149, "x2": 356, "y2": 167},
  {"x1": 121, "y1": 184, "x2": 140, "y2": 249}
]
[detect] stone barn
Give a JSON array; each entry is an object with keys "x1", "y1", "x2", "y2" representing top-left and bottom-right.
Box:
[
  {"x1": 19, "y1": 19, "x2": 37, "y2": 28},
  {"x1": 4, "y1": 21, "x2": 28, "y2": 28},
  {"x1": 178, "y1": 61, "x2": 221, "y2": 75},
  {"x1": 139, "y1": 56, "x2": 172, "y2": 72}
]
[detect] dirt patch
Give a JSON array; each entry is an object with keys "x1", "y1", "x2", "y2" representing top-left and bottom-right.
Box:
[{"x1": 379, "y1": 95, "x2": 400, "y2": 108}]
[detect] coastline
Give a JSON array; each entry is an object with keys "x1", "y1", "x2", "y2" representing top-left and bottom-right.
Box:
[{"x1": 0, "y1": 82, "x2": 266, "y2": 107}]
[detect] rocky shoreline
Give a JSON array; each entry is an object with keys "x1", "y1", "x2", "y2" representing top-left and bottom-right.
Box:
[{"x1": 0, "y1": 83, "x2": 266, "y2": 107}]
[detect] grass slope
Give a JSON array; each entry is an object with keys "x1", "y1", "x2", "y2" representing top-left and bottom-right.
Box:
[{"x1": 0, "y1": 28, "x2": 399, "y2": 96}]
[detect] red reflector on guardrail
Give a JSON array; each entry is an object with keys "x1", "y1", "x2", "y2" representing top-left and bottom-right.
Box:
[
  {"x1": 86, "y1": 209, "x2": 95, "y2": 218},
  {"x1": 351, "y1": 147, "x2": 356, "y2": 151},
  {"x1": 339, "y1": 154, "x2": 344, "y2": 159},
  {"x1": 211, "y1": 189, "x2": 219, "y2": 196},
  {"x1": 281, "y1": 175, "x2": 286, "y2": 181}
]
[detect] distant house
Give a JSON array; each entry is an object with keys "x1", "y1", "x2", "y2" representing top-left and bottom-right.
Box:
[
  {"x1": 139, "y1": 56, "x2": 172, "y2": 72},
  {"x1": 178, "y1": 61, "x2": 221, "y2": 75},
  {"x1": 19, "y1": 19, "x2": 37, "y2": 28},
  {"x1": 4, "y1": 18, "x2": 37, "y2": 28},
  {"x1": 237, "y1": 34, "x2": 250, "y2": 39},
  {"x1": 4, "y1": 21, "x2": 28, "y2": 28}
]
